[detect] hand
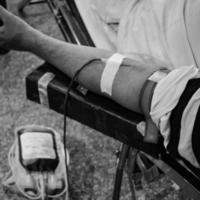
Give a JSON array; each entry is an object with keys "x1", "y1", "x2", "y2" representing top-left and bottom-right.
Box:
[{"x1": 0, "y1": 6, "x2": 38, "y2": 51}]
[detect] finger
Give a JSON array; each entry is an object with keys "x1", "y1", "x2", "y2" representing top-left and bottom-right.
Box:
[
  {"x1": 0, "y1": 6, "x2": 5, "y2": 18},
  {"x1": 0, "y1": 6, "x2": 7, "y2": 26},
  {"x1": 0, "y1": 6, "x2": 12, "y2": 22}
]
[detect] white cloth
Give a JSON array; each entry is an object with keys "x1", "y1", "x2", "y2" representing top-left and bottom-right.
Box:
[
  {"x1": 117, "y1": 0, "x2": 200, "y2": 69},
  {"x1": 150, "y1": 65, "x2": 199, "y2": 147},
  {"x1": 100, "y1": 53, "x2": 125, "y2": 96},
  {"x1": 90, "y1": 0, "x2": 129, "y2": 23},
  {"x1": 74, "y1": 0, "x2": 121, "y2": 50}
]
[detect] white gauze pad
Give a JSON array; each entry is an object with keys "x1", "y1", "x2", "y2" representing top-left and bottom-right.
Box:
[{"x1": 100, "y1": 53, "x2": 125, "y2": 96}]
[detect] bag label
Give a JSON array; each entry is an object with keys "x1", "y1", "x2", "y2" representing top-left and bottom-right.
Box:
[{"x1": 20, "y1": 132, "x2": 56, "y2": 160}]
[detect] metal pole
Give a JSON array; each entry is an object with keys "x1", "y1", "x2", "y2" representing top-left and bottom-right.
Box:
[{"x1": 112, "y1": 144, "x2": 130, "y2": 200}]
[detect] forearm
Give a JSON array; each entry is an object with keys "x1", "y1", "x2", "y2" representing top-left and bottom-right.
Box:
[
  {"x1": 28, "y1": 31, "x2": 161, "y2": 113},
  {"x1": 29, "y1": 30, "x2": 113, "y2": 80},
  {"x1": 28, "y1": 30, "x2": 114, "y2": 95}
]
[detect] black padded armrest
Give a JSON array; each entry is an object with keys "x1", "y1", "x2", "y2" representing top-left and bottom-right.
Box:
[{"x1": 26, "y1": 62, "x2": 165, "y2": 157}]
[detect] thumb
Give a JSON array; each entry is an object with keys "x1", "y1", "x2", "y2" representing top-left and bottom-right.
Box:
[{"x1": 0, "y1": 6, "x2": 12, "y2": 23}]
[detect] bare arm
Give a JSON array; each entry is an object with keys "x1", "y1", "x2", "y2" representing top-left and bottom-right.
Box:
[{"x1": 0, "y1": 6, "x2": 161, "y2": 113}]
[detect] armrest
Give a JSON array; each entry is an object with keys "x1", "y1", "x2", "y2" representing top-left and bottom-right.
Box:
[
  {"x1": 26, "y1": 62, "x2": 165, "y2": 157},
  {"x1": 26, "y1": 62, "x2": 200, "y2": 196}
]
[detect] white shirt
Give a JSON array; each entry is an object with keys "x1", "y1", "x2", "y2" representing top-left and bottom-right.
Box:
[{"x1": 117, "y1": 0, "x2": 200, "y2": 69}]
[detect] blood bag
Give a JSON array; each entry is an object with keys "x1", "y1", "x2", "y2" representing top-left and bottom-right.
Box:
[{"x1": 17, "y1": 128, "x2": 59, "y2": 172}]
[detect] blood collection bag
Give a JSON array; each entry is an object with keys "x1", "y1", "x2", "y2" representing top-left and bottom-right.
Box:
[{"x1": 17, "y1": 128, "x2": 59, "y2": 172}]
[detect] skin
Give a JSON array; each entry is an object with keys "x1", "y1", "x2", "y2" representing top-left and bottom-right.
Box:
[{"x1": 0, "y1": 6, "x2": 162, "y2": 113}]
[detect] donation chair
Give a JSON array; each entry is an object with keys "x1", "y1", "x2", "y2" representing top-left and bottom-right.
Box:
[{"x1": 21, "y1": 0, "x2": 200, "y2": 199}]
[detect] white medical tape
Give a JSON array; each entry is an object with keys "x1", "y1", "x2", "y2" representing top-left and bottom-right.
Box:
[
  {"x1": 38, "y1": 72, "x2": 55, "y2": 107},
  {"x1": 100, "y1": 53, "x2": 125, "y2": 96}
]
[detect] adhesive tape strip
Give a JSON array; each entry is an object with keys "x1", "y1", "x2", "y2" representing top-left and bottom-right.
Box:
[
  {"x1": 38, "y1": 72, "x2": 55, "y2": 107},
  {"x1": 100, "y1": 53, "x2": 125, "y2": 96}
]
